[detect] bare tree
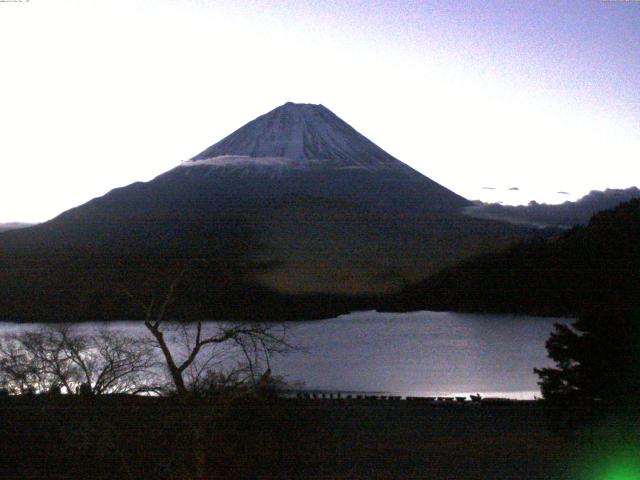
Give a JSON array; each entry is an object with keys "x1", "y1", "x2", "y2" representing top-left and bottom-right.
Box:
[
  {"x1": 0, "y1": 325, "x2": 159, "y2": 395},
  {"x1": 130, "y1": 267, "x2": 294, "y2": 396},
  {"x1": 0, "y1": 335, "x2": 52, "y2": 394}
]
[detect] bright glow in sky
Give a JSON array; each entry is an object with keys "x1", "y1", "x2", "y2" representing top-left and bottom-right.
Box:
[{"x1": 0, "y1": 0, "x2": 638, "y2": 222}]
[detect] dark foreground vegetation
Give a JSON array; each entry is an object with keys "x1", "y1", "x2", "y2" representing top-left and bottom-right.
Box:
[
  {"x1": 536, "y1": 305, "x2": 640, "y2": 406},
  {"x1": 4, "y1": 393, "x2": 634, "y2": 480}
]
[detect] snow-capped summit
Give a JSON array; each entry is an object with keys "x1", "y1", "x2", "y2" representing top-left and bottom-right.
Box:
[
  {"x1": 188, "y1": 102, "x2": 400, "y2": 169},
  {"x1": 171, "y1": 102, "x2": 470, "y2": 215}
]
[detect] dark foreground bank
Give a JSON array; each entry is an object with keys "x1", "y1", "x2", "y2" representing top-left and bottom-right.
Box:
[{"x1": 2, "y1": 395, "x2": 635, "y2": 480}]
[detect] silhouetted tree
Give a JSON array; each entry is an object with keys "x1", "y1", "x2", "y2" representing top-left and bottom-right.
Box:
[
  {"x1": 129, "y1": 266, "x2": 294, "y2": 396},
  {"x1": 0, "y1": 325, "x2": 159, "y2": 395},
  {"x1": 535, "y1": 304, "x2": 640, "y2": 405}
]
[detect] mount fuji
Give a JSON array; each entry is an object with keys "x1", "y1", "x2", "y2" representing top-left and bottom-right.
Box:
[
  {"x1": 162, "y1": 101, "x2": 470, "y2": 216},
  {"x1": 0, "y1": 103, "x2": 530, "y2": 321}
]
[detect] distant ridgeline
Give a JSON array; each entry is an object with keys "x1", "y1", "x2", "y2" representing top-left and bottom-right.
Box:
[
  {"x1": 385, "y1": 199, "x2": 640, "y2": 317},
  {"x1": 465, "y1": 186, "x2": 640, "y2": 228}
]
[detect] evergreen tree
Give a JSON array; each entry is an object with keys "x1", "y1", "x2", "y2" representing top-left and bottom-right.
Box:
[{"x1": 535, "y1": 303, "x2": 640, "y2": 404}]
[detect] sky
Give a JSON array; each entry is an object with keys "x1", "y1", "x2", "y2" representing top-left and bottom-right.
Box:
[{"x1": 0, "y1": 0, "x2": 638, "y2": 223}]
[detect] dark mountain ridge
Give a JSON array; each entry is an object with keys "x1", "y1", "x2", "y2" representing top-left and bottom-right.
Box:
[
  {"x1": 465, "y1": 186, "x2": 640, "y2": 228},
  {"x1": 385, "y1": 199, "x2": 640, "y2": 317}
]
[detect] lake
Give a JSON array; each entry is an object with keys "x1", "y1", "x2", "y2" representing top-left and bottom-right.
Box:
[{"x1": 0, "y1": 310, "x2": 569, "y2": 399}]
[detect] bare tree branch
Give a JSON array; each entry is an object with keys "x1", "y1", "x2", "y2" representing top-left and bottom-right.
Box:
[{"x1": 0, "y1": 325, "x2": 159, "y2": 395}]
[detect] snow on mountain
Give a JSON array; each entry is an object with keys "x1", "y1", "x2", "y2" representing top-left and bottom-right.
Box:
[
  {"x1": 188, "y1": 102, "x2": 402, "y2": 169},
  {"x1": 165, "y1": 102, "x2": 470, "y2": 215}
]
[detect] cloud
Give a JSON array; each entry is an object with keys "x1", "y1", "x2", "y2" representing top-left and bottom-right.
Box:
[
  {"x1": 0, "y1": 222, "x2": 34, "y2": 232},
  {"x1": 464, "y1": 186, "x2": 640, "y2": 228}
]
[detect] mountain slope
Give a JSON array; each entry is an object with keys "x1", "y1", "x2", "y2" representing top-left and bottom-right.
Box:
[
  {"x1": 0, "y1": 102, "x2": 534, "y2": 321},
  {"x1": 385, "y1": 199, "x2": 640, "y2": 316},
  {"x1": 192, "y1": 102, "x2": 399, "y2": 165},
  {"x1": 180, "y1": 102, "x2": 470, "y2": 215}
]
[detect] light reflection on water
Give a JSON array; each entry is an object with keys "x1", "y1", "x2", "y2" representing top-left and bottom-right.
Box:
[{"x1": 0, "y1": 311, "x2": 569, "y2": 399}]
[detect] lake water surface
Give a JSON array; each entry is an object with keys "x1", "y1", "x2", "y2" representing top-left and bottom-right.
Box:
[{"x1": 0, "y1": 311, "x2": 569, "y2": 399}]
